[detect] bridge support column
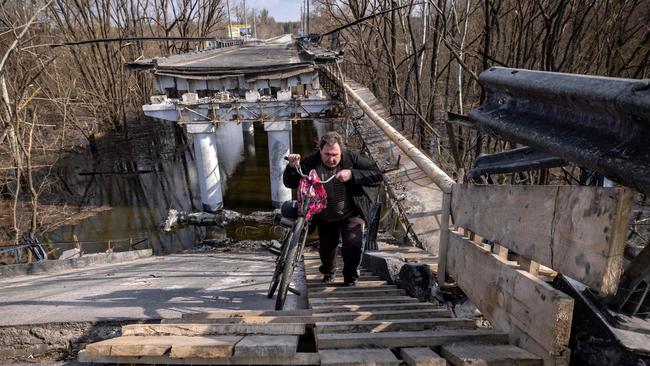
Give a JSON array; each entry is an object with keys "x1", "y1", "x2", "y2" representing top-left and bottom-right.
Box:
[
  {"x1": 264, "y1": 121, "x2": 292, "y2": 208},
  {"x1": 188, "y1": 123, "x2": 223, "y2": 212}
]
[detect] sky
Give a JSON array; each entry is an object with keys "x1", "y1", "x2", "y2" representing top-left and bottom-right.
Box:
[{"x1": 236, "y1": 0, "x2": 303, "y2": 22}]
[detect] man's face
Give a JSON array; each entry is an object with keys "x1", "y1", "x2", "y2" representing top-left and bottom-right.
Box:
[{"x1": 320, "y1": 142, "x2": 341, "y2": 168}]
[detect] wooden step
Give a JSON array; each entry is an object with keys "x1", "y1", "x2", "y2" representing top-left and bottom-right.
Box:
[
  {"x1": 78, "y1": 350, "x2": 320, "y2": 365},
  {"x1": 181, "y1": 310, "x2": 312, "y2": 320},
  {"x1": 311, "y1": 309, "x2": 452, "y2": 322},
  {"x1": 309, "y1": 296, "x2": 419, "y2": 306},
  {"x1": 319, "y1": 348, "x2": 399, "y2": 366},
  {"x1": 316, "y1": 329, "x2": 509, "y2": 349},
  {"x1": 400, "y1": 347, "x2": 446, "y2": 366},
  {"x1": 122, "y1": 323, "x2": 306, "y2": 336},
  {"x1": 440, "y1": 344, "x2": 543, "y2": 366},
  {"x1": 233, "y1": 335, "x2": 298, "y2": 358},
  {"x1": 306, "y1": 280, "x2": 387, "y2": 288},
  {"x1": 162, "y1": 316, "x2": 315, "y2": 325},
  {"x1": 306, "y1": 275, "x2": 381, "y2": 281},
  {"x1": 310, "y1": 302, "x2": 440, "y2": 313},
  {"x1": 309, "y1": 284, "x2": 396, "y2": 292},
  {"x1": 315, "y1": 318, "x2": 474, "y2": 333},
  {"x1": 85, "y1": 335, "x2": 242, "y2": 357},
  {"x1": 308, "y1": 288, "x2": 406, "y2": 298}
]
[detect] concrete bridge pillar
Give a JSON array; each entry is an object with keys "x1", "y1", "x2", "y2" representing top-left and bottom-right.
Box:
[
  {"x1": 264, "y1": 121, "x2": 292, "y2": 208},
  {"x1": 188, "y1": 123, "x2": 223, "y2": 212}
]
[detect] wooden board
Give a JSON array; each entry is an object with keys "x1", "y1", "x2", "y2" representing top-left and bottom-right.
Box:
[
  {"x1": 307, "y1": 280, "x2": 387, "y2": 288},
  {"x1": 122, "y1": 323, "x2": 306, "y2": 336},
  {"x1": 316, "y1": 329, "x2": 508, "y2": 349},
  {"x1": 311, "y1": 309, "x2": 452, "y2": 322},
  {"x1": 233, "y1": 335, "x2": 298, "y2": 357},
  {"x1": 78, "y1": 350, "x2": 320, "y2": 365},
  {"x1": 447, "y1": 231, "x2": 574, "y2": 365},
  {"x1": 182, "y1": 310, "x2": 312, "y2": 319},
  {"x1": 441, "y1": 344, "x2": 542, "y2": 366},
  {"x1": 315, "y1": 318, "x2": 474, "y2": 333},
  {"x1": 310, "y1": 302, "x2": 440, "y2": 313},
  {"x1": 309, "y1": 296, "x2": 419, "y2": 306},
  {"x1": 308, "y1": 285, "x2": 397, "y2": 293},
  {"x1": 319, "y1": 348, "x2": 400, "y2": 366},
  {"x1": 400, "y1": 347, "x2": 446, "y2": 366},
  {"x1": 85, "y1": 335, "x2": 242, "y2": 358},
  {"x1": 308, "y1": 287, "x2": 405, "y2": 298},
  {"x1": 451, "y1": 184, "x2": 632, "y2": 294}
]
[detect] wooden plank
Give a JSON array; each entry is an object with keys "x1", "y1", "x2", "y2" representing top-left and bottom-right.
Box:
[
  {"x1": 170, "y1": 336, "x2": 243, "y2": 358},
  {"x1": 182, "y1": 310, "x2": 312, "y2": 319},
  {"x1": 451, "y1": 184, "x2": 632, "y2": 294},
  {"x1": 78, "y1": 349, "x2": 320, "y2": 365},
  {"x1": 440, "y1": 344, "x2": 542, "y2": 366},
  {"x1": 310, "y1": 302, "x2": 441, "y2": 313},
  {"x1": 400, "y1": 347, "x2": 446, "y2": 366},
  {"x1": 122, "y1": 323, "x2": 306, "y2": 336},
  {"x1": 233, "y1": 335, "x2": 298, "y2": 357},
  {"x1": 306, "y1": 275, "x2": 381, "y2": 282},
  {"x1": 447, "y1": 231, "x2": 574, "y2": 365},
  {"x1": 320, "y1": 348, "x2": 400, "y2": 366},
  {"x1": 85, "y1": 335, "x2": 242, "y2": 357},
  {"x1": 307, "y1": 280, "x2": 387, "y2": 288},
  {"x1": 315, "y1": 318, "x2": 474, "y2": 333},
  {"x1": 311, "y1": 309, "x2": 451, "y2": 322},
  {"x1": 309, "y1": 284, "x2": 396, "y2": 292},
  {"x1": 519, "y1": 257, "x2": 540, "y2": 276},
  {"x1": 317, "y1": 329, "x2": 508, "y2": 349},
  {"x1": 162, "y1": 315, "x2": 315, "y2": 324},
  {"x1": 492, "y1": 244, "x2": 509, "y2": 260},
  {"x1": 308, "y1": 287, "x2": 405, "y2": 298},
  {"x1": 309, "y1": 296, "x2": 419, "y2": 306}
]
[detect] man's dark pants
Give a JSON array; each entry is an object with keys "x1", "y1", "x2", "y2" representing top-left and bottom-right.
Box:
[{"x1": 316, "y1": 213, "x2": 365, "y2": 282}]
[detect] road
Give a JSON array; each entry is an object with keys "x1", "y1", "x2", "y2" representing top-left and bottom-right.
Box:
[{"x1": 0, "y1": 250, "x2": 307, "y2": 326}]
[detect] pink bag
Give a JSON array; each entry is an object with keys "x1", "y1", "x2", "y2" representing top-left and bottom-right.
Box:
[{"x1": 298, "y1": 169, "x2": 328, "y2": 220}]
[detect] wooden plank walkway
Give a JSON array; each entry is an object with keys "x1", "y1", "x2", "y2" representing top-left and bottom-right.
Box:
[{"x1": 303, "y1": 252, "x2": 543, "y2": 366}]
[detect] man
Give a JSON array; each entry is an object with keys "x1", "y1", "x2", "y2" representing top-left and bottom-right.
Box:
[{"x1": 283, "y1": 132, "x2": 382, "y2": 285}]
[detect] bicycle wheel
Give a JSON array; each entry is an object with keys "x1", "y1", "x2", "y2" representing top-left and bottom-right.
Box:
[
  {"x1": 267, "y1": 229, "x2": 293, "y2": 298},
  {"x1": 275, "y1": 217, "x2": 306, "y2": 310}
]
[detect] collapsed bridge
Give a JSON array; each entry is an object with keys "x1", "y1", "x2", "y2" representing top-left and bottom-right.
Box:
[{"x1": 81, "y1": 36, "x2": 650, "y2": 365}]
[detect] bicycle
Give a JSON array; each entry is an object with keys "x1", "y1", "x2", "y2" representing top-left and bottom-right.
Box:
[{"x1": 267, "y1": 157, "x2": 336, "y2": 310}]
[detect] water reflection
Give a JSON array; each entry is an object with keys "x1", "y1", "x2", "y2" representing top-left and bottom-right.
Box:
[{"x1": 47, "y1": 119, "x2": 337, "y2": 255}]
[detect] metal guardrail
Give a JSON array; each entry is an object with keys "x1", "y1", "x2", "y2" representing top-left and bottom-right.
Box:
[{"x1": 469, "y1": 67, "x2": 650, "y2": 195}]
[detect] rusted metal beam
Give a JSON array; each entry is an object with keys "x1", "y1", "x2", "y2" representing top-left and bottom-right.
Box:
[{"x1": 469, "y1": 67, "x2": 650, "y2": 195}]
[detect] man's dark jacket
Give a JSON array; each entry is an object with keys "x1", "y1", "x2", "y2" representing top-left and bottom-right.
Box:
[{"x1": 282, "y1": 149, "x2": 383, "y2": 222}]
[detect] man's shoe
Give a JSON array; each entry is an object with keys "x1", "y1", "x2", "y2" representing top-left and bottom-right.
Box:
[
  {"x1": 344, "y1": 279, "x2": 357, "y2": 287},
  {"x1": 322, "y1": 273, "x2": 335, "y2": 283}
]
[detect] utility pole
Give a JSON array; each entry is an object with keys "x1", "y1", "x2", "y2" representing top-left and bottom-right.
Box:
[
  {"x1": 306, "y1": 0, "x2": 310, "y2": 35},
  {"x1": 243, "y1": 0, "x2": 247, "y2": 38},
  {"x1": 252, "y1": 8, "x2": 257, "y2": 39},
  {"x1": 226, "y1": 0, "x2": 233, "y2": 38}
]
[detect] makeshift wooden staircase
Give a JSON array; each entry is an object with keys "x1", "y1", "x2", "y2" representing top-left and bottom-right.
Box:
[{"x1": 78, "y1": 251, "x2": 543, "y2": 365}]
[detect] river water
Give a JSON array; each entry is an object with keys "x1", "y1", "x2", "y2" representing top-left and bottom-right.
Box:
[{"x1": 46, "y1": 119, "x2": 337, "y2": 255}]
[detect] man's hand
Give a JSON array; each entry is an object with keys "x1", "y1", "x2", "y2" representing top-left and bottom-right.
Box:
[
  {"x1": 287, "y1": 153, "x2": 301, "y2": 167},
  {"x1": 336, "y1": 169, "x2": 352, "y2": 182}
]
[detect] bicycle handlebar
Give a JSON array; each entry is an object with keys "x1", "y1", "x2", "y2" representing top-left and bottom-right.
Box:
[{"x1": 284, "y1": 156, "x2": 337, "y2": 183}]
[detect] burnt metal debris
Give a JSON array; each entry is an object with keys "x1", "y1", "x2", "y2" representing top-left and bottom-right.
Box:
[
  {"x1": 469, "y1": 67, "x2": 650, "y2": 195},
  {"x1": 467, "y1": 147, "x2": 566, "y2": 179}
]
